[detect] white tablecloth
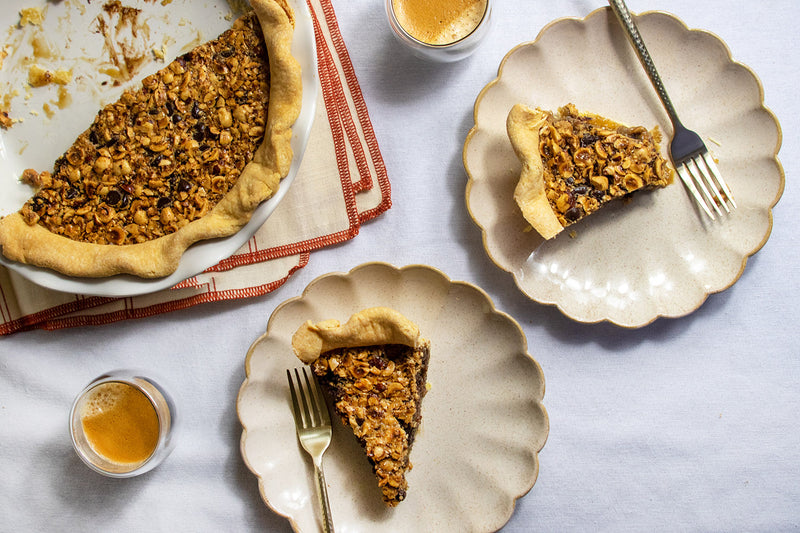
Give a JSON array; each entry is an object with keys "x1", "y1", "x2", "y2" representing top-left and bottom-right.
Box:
[{"x1": 2, "y1": 0, "x2": 798, "y2": 531}]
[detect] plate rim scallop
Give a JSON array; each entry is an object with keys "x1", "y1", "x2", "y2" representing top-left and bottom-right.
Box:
[
  {"x1": 237, "y1": 261, "x2": 550, "y2": 532},
  {"x1": 463, "y1": 6, "x2": 785, "y2": 328}
]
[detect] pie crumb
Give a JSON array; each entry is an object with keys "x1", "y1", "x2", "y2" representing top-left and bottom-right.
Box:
[
  {"x1": 27, "y1": 65, "x2": 72, "y2": 88},
  {"x1": 0, "y1": 110, "x2": 13, "y2": 129},
  {"x1": 19, "y1": 7, "x2": 45, "y2": 27},
  {"x1": 152, "y1": 44, "x2": 168, "y2": 61}
]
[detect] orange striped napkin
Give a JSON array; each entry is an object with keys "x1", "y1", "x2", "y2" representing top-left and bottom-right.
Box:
[{"x1": 0, "y1": 0, "x2": 390, "y2": 335}]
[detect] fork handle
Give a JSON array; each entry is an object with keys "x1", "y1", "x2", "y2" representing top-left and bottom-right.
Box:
[
  {"x1": 607, "y1": 0, "x2": 681, "y2": 127},
  {"x1": 314, "y1": 462, "x2": 335, "y2": 533}
]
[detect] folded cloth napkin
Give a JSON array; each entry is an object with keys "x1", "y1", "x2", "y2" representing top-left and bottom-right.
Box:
[{"x1": 0, "y1": 0, "x2": 390, "y2": 335}]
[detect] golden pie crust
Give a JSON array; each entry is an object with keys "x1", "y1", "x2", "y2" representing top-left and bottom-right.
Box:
[
  {"x1": 507, "y1": 103, "x2": 672, "y2": 240},
  {"x1": 292, "y1": 307, "x2": 422, "y2": 364},
  {"x1": 0, "y1": 0, "x2": 302, "y2": 278}
]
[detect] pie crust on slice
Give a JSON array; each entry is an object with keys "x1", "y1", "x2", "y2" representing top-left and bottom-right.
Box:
[
  {"x1": 507, "y1": 103, "x2": 672, "y2": 240},
  {"x1": 292, "y1": 307, "x2": 431, "y2": 507},
  {"x1": 0, "y1": 0, "x2": 302, "y2": 278}
]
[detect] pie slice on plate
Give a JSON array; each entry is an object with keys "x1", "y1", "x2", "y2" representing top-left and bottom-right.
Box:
[
  {"x1": 0, "y1": 0, "x2": 302, "y2": 278},
  {"x1": 507, "y1": 103, "x2": 673, "y2": 240},
  {"x1": 292, "y1": 307, "x2": 431, "y2": 507}
]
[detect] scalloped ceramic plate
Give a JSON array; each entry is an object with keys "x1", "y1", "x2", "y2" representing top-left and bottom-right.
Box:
[
  {"x1": 238, "y1": 262, "x2": 548, "y2": 532},
  {"x1": 464, "y1": 7, "x2": 784, "y2": 327},
  {"x1": 0, "y1": 0, "x2": 317, "y2": 297}
]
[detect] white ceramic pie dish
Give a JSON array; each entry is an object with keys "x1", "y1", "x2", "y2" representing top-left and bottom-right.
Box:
[
  {"x1": 464, "y1": 7, "x2": 784, "y2": 327},
  {"x1": 0, "y1": 0, "x2": 318, "y2": 297},
  {"x1": 238, "y1": 262, "x2": 549, "y2": 532}
]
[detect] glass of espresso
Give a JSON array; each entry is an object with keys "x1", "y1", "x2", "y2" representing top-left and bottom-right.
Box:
[
  {"x1": 69, "y1": 370, "x2": 178, "y2": 478},
  {"x1": 386, "y1": 0, "x2": 492, "y2": 62}
]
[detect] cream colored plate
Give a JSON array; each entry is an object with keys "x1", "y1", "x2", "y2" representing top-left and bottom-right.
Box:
[
  {"x1": 0, "y1": 0, "x2": 317, "y2": 297},
  {"x1": 464, "y1": 7, "x2": 784, "y2": 327},
  {"x1": 238, "y1": 262, "x2": 548, "y2": 532}
]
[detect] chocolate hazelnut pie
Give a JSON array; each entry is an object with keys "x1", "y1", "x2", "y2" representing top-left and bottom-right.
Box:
[
  {"x1": 0, "y1": 0, "x2": 302, "y2": 278},
  {"x1": 292, "y1": 307, "x2": 431, "y2": 507},
  {"x1": 507, "y1": 103, "x2": 673, "y2": 240}
]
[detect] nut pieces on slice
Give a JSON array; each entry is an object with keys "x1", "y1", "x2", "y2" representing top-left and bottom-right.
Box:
[{"x1": 507, "y1": 103, "x2": 673, "y2": 240}]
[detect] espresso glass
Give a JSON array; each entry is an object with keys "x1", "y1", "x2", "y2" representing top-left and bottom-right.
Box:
[
  {"x1": 386, "y1": 0, "x2": 493, "y2": 62},
  {"x1": 69, "y1": 369, "x2": 178, "y2": 478}
]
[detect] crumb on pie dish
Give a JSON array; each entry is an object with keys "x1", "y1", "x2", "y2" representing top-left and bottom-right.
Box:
[
  {"x1": 0, "y1": 0, "x2": 302, "y2": 278},
  {"x1": 291, "y1": 307, "x2": 431, "y2": 507},
  {"x1": 506, "y1": 102, "x2": 673, "y2": 240}
]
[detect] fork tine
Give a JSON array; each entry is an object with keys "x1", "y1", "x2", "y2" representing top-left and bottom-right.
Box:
[
  {"x1": 294, "y1": 368, "x2": 314, "y2": 428},
  {"x1": 289, "y1": 368, "x2": 313, "y2": 428},
  {"x1": 688, "y1": 158, "x2": 725, "y2": 218},
  {"x1": 309, "y1": 371, "x2": 331, "y2": 425},
  {"x1": 300, "y1": 367, "x2": 320, "y2": 427},
  {"x1": 692, "y1": 156, "x2": 729, "y2": 215},
  {"x1": 699, "y1": 152, "x2": 737, "y2": 210},
  {"x1": 286, "y1": 369, "x2": 304, "y2": 428},
  {"x1": 676, "y1": 164, "x2": 715, "y2": 220}
]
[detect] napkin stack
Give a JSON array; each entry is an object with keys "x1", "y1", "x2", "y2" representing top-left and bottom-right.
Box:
[{"x1": 0, "y1": 0, "x2": 390, "y2": 335}]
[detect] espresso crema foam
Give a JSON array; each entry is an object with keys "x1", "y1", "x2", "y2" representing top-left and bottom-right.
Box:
[
  {"x1": 392, "y1": 0, "x2": 487, "y2": 45},
  {"x1": 79, "y1": 382, "x2": 159, "y2": 465}
]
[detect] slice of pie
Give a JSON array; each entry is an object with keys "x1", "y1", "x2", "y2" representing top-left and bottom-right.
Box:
[
  {"x1": 0, "y1": 0, "x2": 302, "y2": 278},
  {"x1": 292, "y1": 307, "x2": 431, "y2": 507},
  {"x1": 506, "y1": 103, "x2": 672, "y2": 240}
]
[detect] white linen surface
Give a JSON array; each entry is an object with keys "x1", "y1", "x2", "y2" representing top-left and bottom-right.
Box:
[{"x1": 2, "y1": 0, "x2": 799, "y2": 531}]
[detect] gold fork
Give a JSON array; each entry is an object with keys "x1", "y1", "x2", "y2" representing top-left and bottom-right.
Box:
[
  {"x1": 608, "y1": 0, "x2": 737, "y2": 220},
  {"x1": 287, "y1": 368, "x2": 335, "y2": 533}
]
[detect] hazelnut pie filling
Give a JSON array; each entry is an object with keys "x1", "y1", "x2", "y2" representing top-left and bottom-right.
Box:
[{"x1": 507, "y1": 103, "x2": 673, "y2": 240}]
